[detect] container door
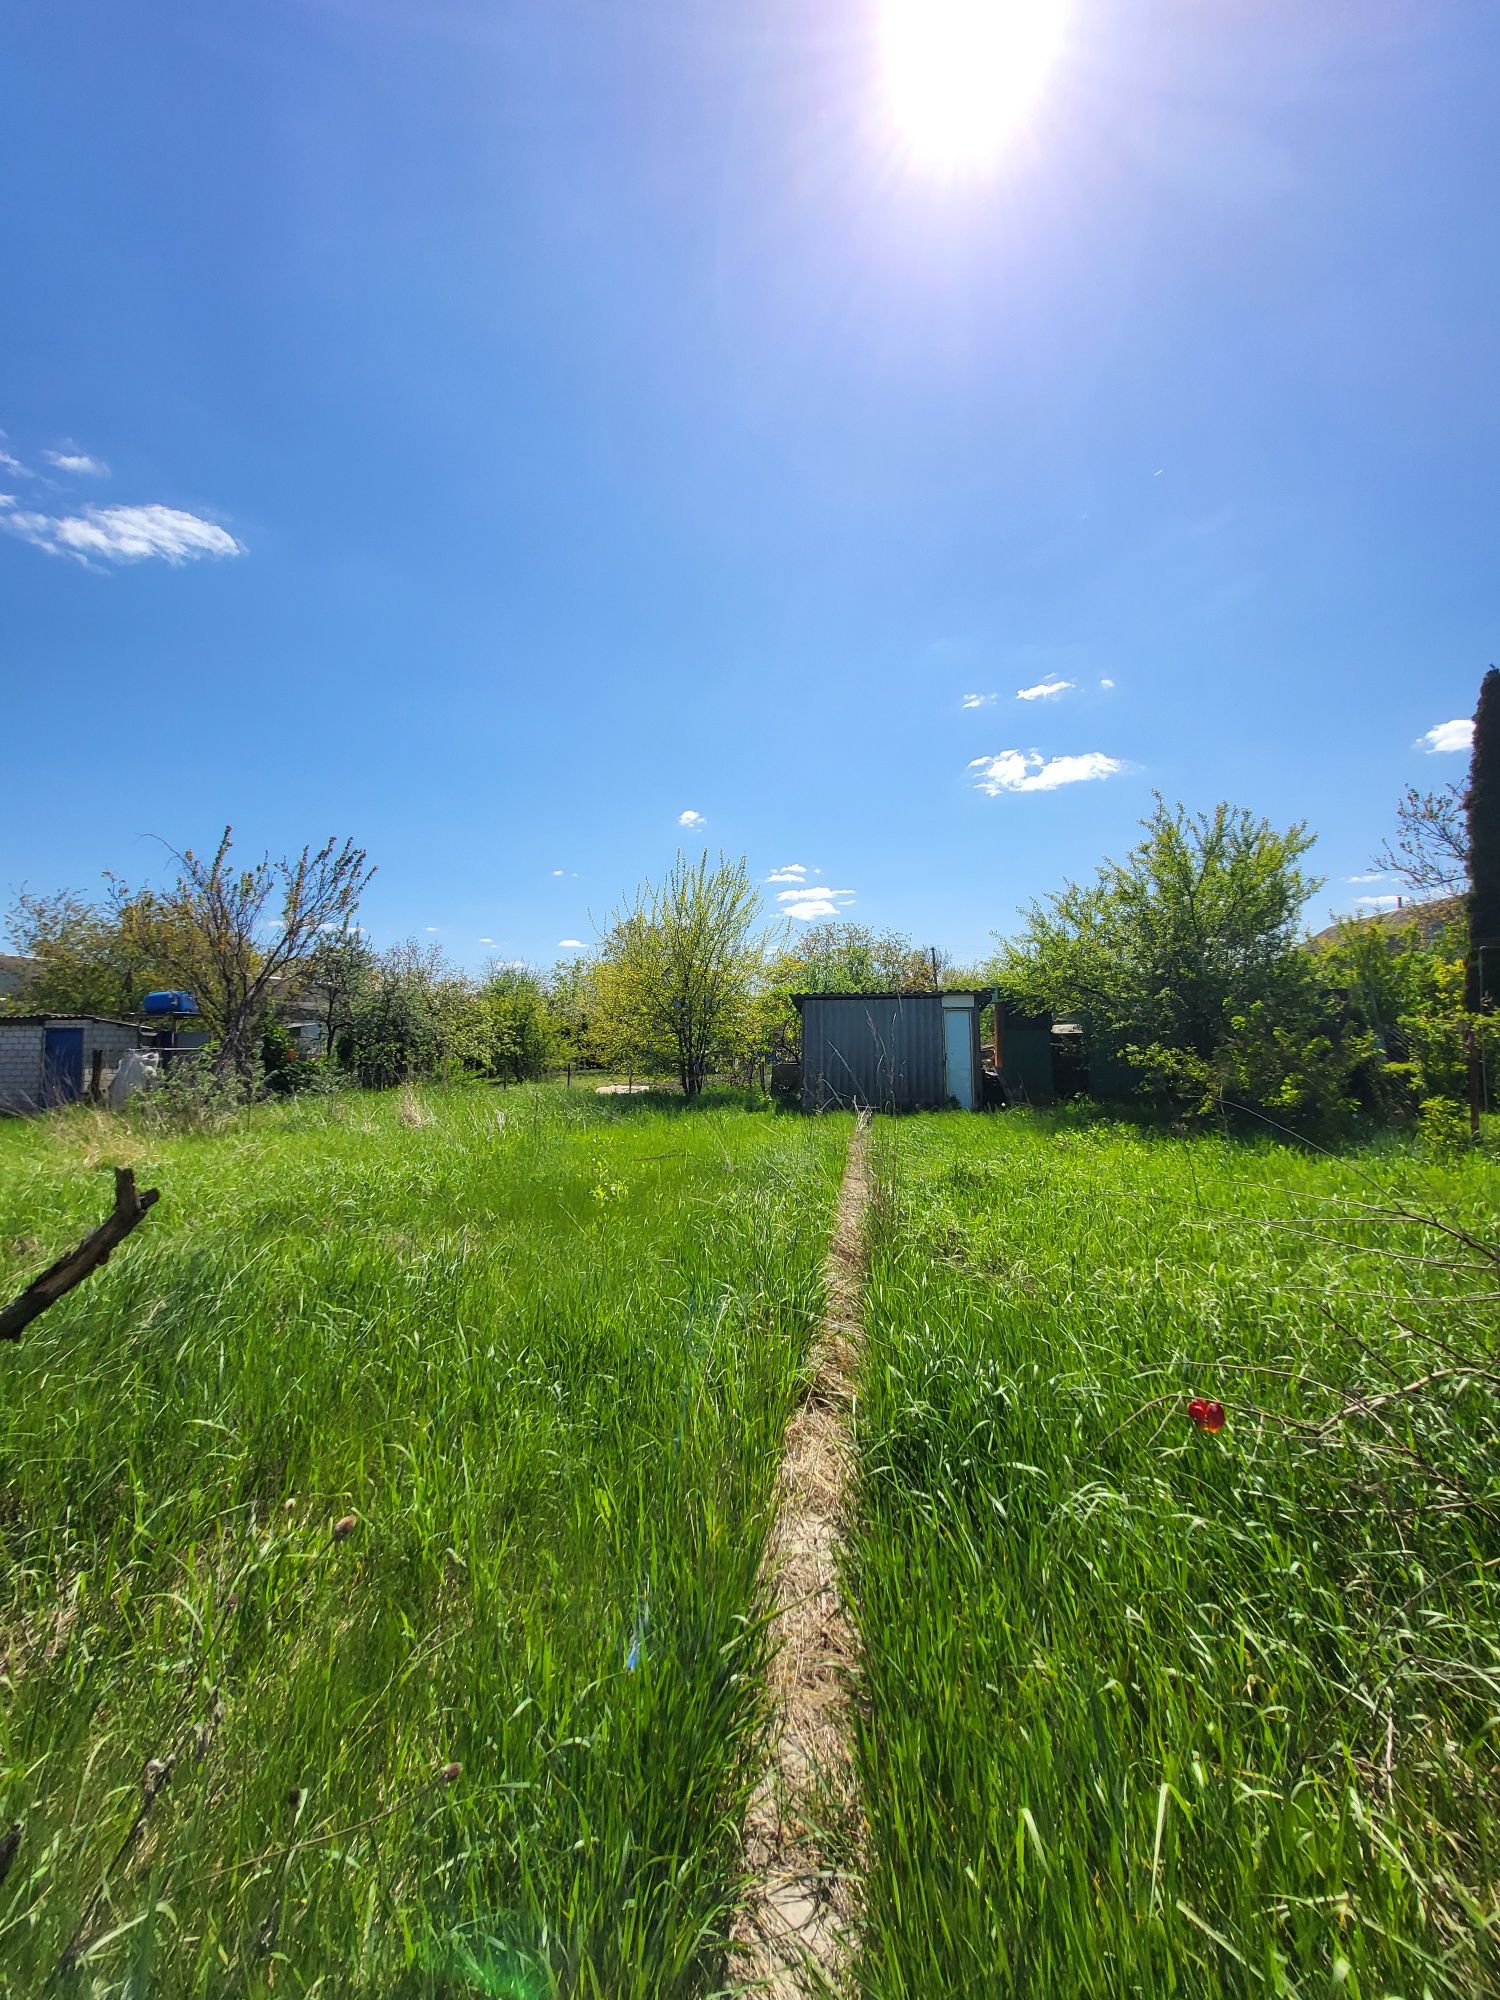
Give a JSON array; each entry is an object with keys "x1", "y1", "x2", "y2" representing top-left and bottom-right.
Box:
[
  {"x1": 942, "y1": 999, "x2": 976, "y2": 1110},
  {"x1": 42, "y1": 1026, "x2": 85, "y2": 1105}
]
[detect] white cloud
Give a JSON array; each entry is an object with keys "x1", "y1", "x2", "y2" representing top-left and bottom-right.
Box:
[
  {"x1": 1418, "y1": 718, "x2": 1473, "y2": 755},
  {"x1": 479, "y1": 937, "x2": 496, "y2": 946},
  {"x1": 551, "y1": 868, "x2": 565, "y2": 877},
  {"x1": 1345, "y1": 872, "x2": 1388, "y2": 885},
  {"x1": 777, "y1": 886, "x2": 856, "y2": 922},
  {"x1": 423, "y1": 925, "x2": 441, "y2": 932},
  {"x1": 558, "y1": 938, "x2": 585, "y2": 949},
  {"x1": 678, "y1": 809, "x2": 706, "y2": 829},
  {"x1": 1100, "y1": 677, "x2": 1116, "y2": 689},
  {"x1": 1, "y1": 501, "x2": 243, "y2": 565},
  {"x1": 1355, "y1": 895, "x2": 1401, "y2": 911},
  {"x1": 971, "y1": 749, "x2": 1125, "y2": 796},
  {"x1": 44, "y1": 448, "x2": 109, "y2": 476},
  {"x1": 1015, "y1": 677, "x2": 1074, "y2": 702},
  {"x1": 765, "y1": 863, "x2": 807, "y2": 884},
  {"x1": 0, "y1": 449, "x2": 30, "y2": 478},
  {"x1": 960, "y1": 692, "x2": 996, "y2": 710}
]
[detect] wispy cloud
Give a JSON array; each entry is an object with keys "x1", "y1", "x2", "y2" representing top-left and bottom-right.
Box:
[
  {"x1": 423, "y1": 925, "x2": 441, "y2": 932},
  {"x1": 558, "y1": 938, "x2": 584, "y2": 949},
  {"x1": 960, "y1": 692, "x2": 996, "y2": 710},
  {"x1": 1345, "y1": 872, "x2": 1389, "y2": 885},
  {"x1": 678, "y1": 809, "x2": 706, "y2": 829},
  {"x1": 970, "y1": 749, "x2": 1125, "y2": 795},
  {"x1": 1015, "y1": 677, "x2": 1074, "y2": 702},
  {"x1": 479, "y1": 937, "x2": 496, "y2": 947},
  {"x1": 1418, "y1": 718, "x2": 1473, "y2": 755},
  {"x1": 1100, "y1": 677, "x2": 1116, "y2": 689},
  {"x1": 1355, "y1": 895, "x2": 1401, "y2": 911},
  {"x1": 0, "y1": 449, "x2": 31, "y2": 478},
  {"x1": 44, "y1": 447, "x2": 109, "y2": 476},
  {"x1": 777, "y1": 885, "x2": 855, "y2": 921},
  {"x1": 765, "y1": 863, "x2": 807, "y2": 884},
  {"x1": 1, "y1": 501, "x2": 244, "y2": 566}
]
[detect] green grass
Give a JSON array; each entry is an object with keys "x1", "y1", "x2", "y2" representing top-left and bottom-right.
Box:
[
  {"x1": 851, "y1": 1111, "x2": 1500, "y2": 1998},
  {"x1": 0, "y1": 1086, "x2": 849, "y2": 1998}
]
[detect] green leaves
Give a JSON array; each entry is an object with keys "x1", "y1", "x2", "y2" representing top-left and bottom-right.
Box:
[{"x1": 592, "y1": 854, "x2": 763, "y2": 1095}]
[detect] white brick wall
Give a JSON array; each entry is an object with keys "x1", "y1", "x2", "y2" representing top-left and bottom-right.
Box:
[
  {"x1": 0, "y1": 1019, "x2": 142, "y2": 1114},
  {"x1": 0, "y1": 1024, "x2": 46, "y2": 1113}
]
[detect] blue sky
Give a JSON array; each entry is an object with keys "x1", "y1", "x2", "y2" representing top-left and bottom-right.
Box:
[{"x1": 2, "y1": 0, "x2": 1494, "y2": 971}]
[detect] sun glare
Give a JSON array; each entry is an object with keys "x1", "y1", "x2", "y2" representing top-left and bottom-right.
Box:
[{"x1": 880, "y1": 0, "x2": 1069, "y2": 174}]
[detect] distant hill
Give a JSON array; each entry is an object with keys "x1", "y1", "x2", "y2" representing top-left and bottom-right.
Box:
[{"x1": 1307, "y1": 895, "x2": 1462, "y2": 949}]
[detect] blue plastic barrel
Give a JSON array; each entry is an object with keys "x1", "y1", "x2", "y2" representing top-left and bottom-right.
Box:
[{"x1": 142, "y1": 990, "x2": 200, "y2": 1016}]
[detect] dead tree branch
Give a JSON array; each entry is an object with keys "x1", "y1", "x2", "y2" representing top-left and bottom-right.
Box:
[{"x1": 0, "y1": 1167, "x2": 160, "y2": 1343}]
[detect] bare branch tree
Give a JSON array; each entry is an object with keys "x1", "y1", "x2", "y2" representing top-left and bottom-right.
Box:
[
  {"x1": 1373, "y1": 783, "x2": 1468, "y2": 899},
  {"x1": 144, "y1": 829, "x2": 375, "y2": 1083}
]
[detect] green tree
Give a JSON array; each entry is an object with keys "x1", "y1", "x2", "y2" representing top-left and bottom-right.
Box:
[
  {"x1": 3, "y1": 881, "x2": 173, "y2": 1018},
  {"x1": 769, "y1": 921, "x2": 945, "y2": 995},
  {"x1": 138, "y1": 829, "x2": 374, "y2": 1083},
  {"x1": 303, "y1": 925, "x2": 378, "y2": 1054},
  {"x1": 476, "y1": 964, "x2": 560, "y2": 1082},
  {"x1": 542, "y1": 956, "x2": 596, "y2": 1065},
  {"x1": 1000, "y1": 797, "x2": 1361, "y2": 1119},
  {"x1": 592, "y1": 852, "x2": 762, "y2": 1096},
  {"x1": 339, "y1": 939, "x2": 450, "y2": 1086},
  {"x1": 1317, "y1": 910, "x2": 1476, "y2": 1113}
]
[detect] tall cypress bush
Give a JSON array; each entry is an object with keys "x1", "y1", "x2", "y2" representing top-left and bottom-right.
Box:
[{"x1": 1465, "y1": 666, "x2": 1500, "y2": 1010}]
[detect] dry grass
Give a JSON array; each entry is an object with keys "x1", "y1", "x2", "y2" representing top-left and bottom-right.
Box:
[{"x1": 735, "y1": 1111, "x2": 870, "y2": 1997}]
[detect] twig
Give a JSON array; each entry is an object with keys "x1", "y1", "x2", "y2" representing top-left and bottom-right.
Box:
[{"x1": 0, "y1": 1168, "x2": 160, "y2": 1343}]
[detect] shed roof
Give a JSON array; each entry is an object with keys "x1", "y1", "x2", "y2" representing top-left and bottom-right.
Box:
[
  {"x1": 0, "y1": 1014, "x2": 141, "y2": 1030},
  {"x1": 1306, "y1": 894, "x2": 1461, "y2": 948},
  {"x1": 790, "y1": 988, "x2": 992, "y2": 1010}
]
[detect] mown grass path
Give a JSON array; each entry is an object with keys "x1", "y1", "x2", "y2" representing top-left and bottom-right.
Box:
[{"x1": 734, "y1": 1109, "x2": 870, "y2": 1998}]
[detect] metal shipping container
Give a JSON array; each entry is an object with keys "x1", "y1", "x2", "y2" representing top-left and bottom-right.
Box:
[{"x1": 794, "y1": 991, "x2": 985, "y2": 1112}]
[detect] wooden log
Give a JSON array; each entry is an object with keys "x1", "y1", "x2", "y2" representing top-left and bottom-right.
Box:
[{"x1": 0, "y1": 1167, "x2": 160, "y2": 1344}]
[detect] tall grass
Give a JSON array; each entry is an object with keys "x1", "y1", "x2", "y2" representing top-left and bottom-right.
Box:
[
  {"x1": 0, "y1": 1086, "x2": 849, "y2": 1997},
  {"x1": 851, "y1": 1112, "x2": 1500, "y2": 1997}
]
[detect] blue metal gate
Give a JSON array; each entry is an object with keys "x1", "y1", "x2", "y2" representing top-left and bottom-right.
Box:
[{"x1": 42, "y1": 1025, "x2": 84, "y2": 1105}]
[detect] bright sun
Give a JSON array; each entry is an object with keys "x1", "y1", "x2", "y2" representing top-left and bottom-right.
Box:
[{"x1": 880, "y1": 0, "x2": 1070, "y2": 174}]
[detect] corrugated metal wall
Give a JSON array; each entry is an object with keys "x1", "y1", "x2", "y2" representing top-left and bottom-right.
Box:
[
  {"x1": 997, "y1": 1002, "x2": 1056, "y2": 1105},
  {"x1": 800, "y1": 994, "x2": 951, "y2": 1111}
]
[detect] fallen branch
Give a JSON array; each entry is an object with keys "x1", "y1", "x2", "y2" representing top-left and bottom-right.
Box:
[{"x1": 0, "y1": 1167, "x2": 160, "y2": 1343}]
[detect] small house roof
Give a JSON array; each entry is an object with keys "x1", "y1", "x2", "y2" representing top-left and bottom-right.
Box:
[
  {"x1": 0, "y1": 1014, "x2": 141, "y2": 1031},
  {"x1": 790, "y1": 988, "x2": 993, "y2": 1010},
  {"x1": 1307, "y1": 895, "x2": 1462, "y2": 948}
]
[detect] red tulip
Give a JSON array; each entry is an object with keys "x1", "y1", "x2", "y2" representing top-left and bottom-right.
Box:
[{"x1": 1188, "y1": 1398, "x2": 1226, "y2": 1433}]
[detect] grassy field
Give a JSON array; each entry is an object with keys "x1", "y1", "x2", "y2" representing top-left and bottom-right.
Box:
[
  {"x1": 8, "y1": 1089, "x2": 1499, "y2": 1998},
  {"x1": 851, "y1": 1112, "x2": 1500, "y2": 1997},
  {"x1": 0, "y1": 1087, "x2": 849, "y2": 1998}
]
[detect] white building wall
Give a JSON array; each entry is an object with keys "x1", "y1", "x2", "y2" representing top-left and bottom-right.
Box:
[
  {"x1": 0, "y1": 1019, "x2": 141, "y2": 1114},
  {"x1": 0, "y1": 1024, "x2": 46, "y2": 1113}
]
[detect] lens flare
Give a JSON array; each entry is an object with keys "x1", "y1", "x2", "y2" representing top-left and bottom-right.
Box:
[{"x1": 880, "y1": 0, "x2": 1070, "y2": 173}]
